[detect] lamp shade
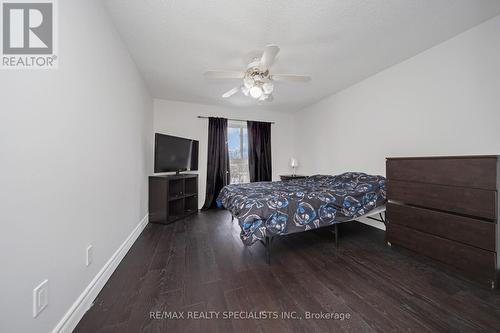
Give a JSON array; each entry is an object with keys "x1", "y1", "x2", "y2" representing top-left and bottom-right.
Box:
[
  {"x1": 290, "y1": 158, "x2": 299, "y2": 168},
  {"x1": 249, "y1": 86, "x2": 263, "y2": 98}
]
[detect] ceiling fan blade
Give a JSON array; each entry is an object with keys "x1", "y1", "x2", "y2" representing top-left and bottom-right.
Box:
[
  {"x1": 271, "y1": 74, "x2": 311, "y2": 82},
  {"x1": 222, "y1": 87, "x2": 240, "y2": 98},
  {"x1": 204, "y1": 71, "x2": 245, "y2": 79},
  {"x1": 259, "y1": 45, "x2": 280, "y2": 70}
]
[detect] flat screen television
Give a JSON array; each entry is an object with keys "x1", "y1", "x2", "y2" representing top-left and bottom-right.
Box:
[{"x1": 154, "y1": 133, "x2": 199, "y2": 173}]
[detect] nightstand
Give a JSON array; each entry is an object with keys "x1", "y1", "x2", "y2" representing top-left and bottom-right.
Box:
[{"x1": 280, "y1": 175, "x2": 308, "y2": 181}]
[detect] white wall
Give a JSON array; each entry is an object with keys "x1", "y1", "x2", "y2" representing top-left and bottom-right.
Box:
[
  {"x1": 294, "y1": 15, "x2": 500, "y2": 178},
  {"x1": 154, "y1": 99, "x2": 295, "y2": 208},
  {"x1": 0, "y1": 1, "x2": 153, "y2": 332}
]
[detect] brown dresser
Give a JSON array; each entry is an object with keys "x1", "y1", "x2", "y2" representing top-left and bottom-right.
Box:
[{"x1": 386, "y1": 156, "x2": 499, "y2": 288}]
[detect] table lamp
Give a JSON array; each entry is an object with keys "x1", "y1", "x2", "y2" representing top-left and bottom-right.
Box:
[{"x1": 290, "y1": 158, "x2": 299, "y2": 176}]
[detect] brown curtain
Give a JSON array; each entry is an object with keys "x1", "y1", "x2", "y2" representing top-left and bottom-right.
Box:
[
  {"x1": 247, "y1": 121, "x2": 272, "y2": 182},
  {"x1": 202, "y1": 117, "x2": 230, "y2": 209}
]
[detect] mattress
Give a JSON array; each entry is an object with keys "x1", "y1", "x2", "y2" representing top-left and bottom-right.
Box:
[{"x1": 217, "y1": 172, "x2": 387, "y2": 245}]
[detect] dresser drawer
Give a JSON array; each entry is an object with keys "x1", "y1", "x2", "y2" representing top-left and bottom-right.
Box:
[
  {"x1": 388, "y1": 180, "x2": 497, "y2": 220},
  {"x1": 387, "y1": 157, "x2": 497, "y2": 190},
  {"x1": 387, "y1": 223, "x2": 497, "y2": 285},
  {"x1": 387, "y1": 203, "x2": 496, "y2": 251}
]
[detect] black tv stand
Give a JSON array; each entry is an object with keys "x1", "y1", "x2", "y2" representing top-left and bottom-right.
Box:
[{"x1": 149, "y1": 174, "x2": 198, "y2": 224}]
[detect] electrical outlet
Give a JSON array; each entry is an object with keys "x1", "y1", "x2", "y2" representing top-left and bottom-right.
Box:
[
  {"x1": 33, "y1": 279, "x2": 48, "y2": 318},
  {"x1": 86, "y1": 245, "x2": 93, "y2": 267}
]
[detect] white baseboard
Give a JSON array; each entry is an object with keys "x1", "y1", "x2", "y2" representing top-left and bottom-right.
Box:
[{"x1": 51, "y1": 214, "x2": 149, "y2": 333}]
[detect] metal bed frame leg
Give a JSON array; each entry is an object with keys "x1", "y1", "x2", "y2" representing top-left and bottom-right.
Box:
[
  {"x1": 334, "y1": 223, "x2": 339, "y2": 250},
  {"x1": 265, "y1": 236, "x2": 271, "y2": 264},
  {"x1": 231, "y1": 215, "x2": 234, "y2": 222},
  {"x1": 257, "y1": 210, "x2": 386, "y2": 264},
  {"x1": 380, "y1": 212, "x2": 388, "y2": 245},
  {"x1": 365, "y1": 211, "x2": 388, "y2": 245}
]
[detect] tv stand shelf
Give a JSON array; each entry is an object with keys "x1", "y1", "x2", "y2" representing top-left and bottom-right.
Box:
[{"x1": 149, "y1": 174, "x2": 199, "y2": 224}]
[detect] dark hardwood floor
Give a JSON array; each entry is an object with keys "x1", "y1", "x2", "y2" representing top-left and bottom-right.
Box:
[{"x1": 75, "y1": 210, "x2": 500, "y2": 333}]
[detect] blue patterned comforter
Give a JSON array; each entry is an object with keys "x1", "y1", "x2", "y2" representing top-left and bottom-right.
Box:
[{"x1": 216, "y1": 173, "x2": 386, "y2": 245}]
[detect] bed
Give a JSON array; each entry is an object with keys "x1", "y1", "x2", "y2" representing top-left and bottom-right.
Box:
[{"x1": 217, "y1": 172, "x2": 387, "y2": 262}]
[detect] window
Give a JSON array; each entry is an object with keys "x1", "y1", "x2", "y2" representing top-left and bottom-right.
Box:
[{"x1": 228, "y1": 121, "x2": 250, "y2": 184}]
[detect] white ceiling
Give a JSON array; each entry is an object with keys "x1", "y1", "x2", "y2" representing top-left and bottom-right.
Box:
[{"x1": 104, "y1": 0, "x2": 500, "y2": 112}]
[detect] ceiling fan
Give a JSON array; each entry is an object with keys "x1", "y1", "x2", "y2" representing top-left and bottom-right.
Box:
[{"x1": 204, "y1": 45, "x2": 311, "y2": 102}]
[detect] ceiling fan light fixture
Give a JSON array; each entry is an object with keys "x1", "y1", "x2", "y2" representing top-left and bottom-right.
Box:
[
  {"x1": 205, "y1": 45, "x2": 311, "y2": 103},
  {"x1": 241, "y1": 85, "x2": 250, "y2": 96},
  {"x1": 262, "y1": 82, "x2": 274, "y2": 94},
  {"x1": 258, "y1": 94, "x2": 273, "y2": 102},
  {"x1": 243, "y1": 77, "x2": 254, "y2": 88},
  {"x1": 258, "y1": 94, "x2": 269, "y2": 101},
  {"x1": 249, "y1": 86, "x2": 263, "y2": 99}
]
